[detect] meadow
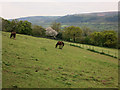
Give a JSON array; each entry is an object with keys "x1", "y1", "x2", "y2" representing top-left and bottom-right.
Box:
[
  {"x1": 2, "y1": 32, "x2": 118, "y2": 88},
  {"x1": 67, "y1": 43, "x2": 118, "y2": 58}
]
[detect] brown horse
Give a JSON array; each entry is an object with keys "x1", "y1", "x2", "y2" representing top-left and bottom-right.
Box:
[
  {"x1": 10, "y1": 32, "x2": 16, "y2": 39},
  {"x1": 55, "y1": 41, "x2": 64, "y2": 49}
]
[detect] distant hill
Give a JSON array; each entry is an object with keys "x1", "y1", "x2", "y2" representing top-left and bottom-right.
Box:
[
  {"x1": 11, "y1": 11, "x2": 118, "y2": 31},
  {"x1": 55, "y1": 11, "x2": 118, "y2": 31},
  {"x1": 10, "y1": 16, "x2": 61, "y2": 28},
  {"x1": 56, "y1": 11, "x2": 118, "y2": 23}
]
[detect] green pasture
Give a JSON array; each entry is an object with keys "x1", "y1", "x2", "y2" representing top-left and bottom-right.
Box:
[
  {"x1": 2, "y1": 32, "x2": 118, "y2": 88},
  {"x1": 65, "y1": 42, "x2": 118, "y2": 58}
]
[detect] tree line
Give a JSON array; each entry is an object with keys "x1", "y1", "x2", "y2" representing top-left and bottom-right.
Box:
[{"x1": 2, "y1": 18, "x2": 118, "y2": 48}]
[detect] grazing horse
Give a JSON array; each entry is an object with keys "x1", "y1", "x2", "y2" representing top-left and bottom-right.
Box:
[
  {"x1": 10, "y1": 32, "x2": 16, "y2": 40},
  {"x1": 55, "y1": 41, "x2": 64, "y2": 49}
]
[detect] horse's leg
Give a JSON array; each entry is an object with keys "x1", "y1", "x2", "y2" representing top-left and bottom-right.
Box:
[
  {"x1": 14, "y1": 34, "x2": 16, "y2": 40},
  {"x1": 55, "y1": 44, "x2": 58, "y2": 48},
  {"x1": 62, "y1": 43, "x2": 64, "y2": 46},
  {"x1": 60, "y1": 45, "x2": 63, "y2": 49},
  {"x1": 61, "y1": 45, "x2": 63, "y2": 49},
  {"x1": 10, "y1": 34, "x2": 12, "y2": 38}
]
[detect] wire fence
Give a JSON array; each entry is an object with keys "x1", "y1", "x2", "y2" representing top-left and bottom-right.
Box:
[{"x1": 65, "y1": 42, "x2": 118, "y2": 59}]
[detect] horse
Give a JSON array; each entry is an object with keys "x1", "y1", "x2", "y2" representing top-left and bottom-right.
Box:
[
  {"x1": 10, "y1": 32, "x2": 16, "y2": 40},
  {"x1": 55, "y1": 41, "x2": 64, "y2": 49}
]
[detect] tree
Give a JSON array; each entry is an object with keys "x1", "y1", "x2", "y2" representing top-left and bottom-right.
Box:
[
  {"x1": 2, "y1": 19, "x2": 32, "y2": 35},
  {"x1": 2, "y1": 18, "x2": 11, "y2": 32},
  {"x1": 56, "y1": 32, "x2": 63, "y2": 40},
  {"x1": 81, "y1": 26, "x2": 92, "y2": 36},
  {"x1": 18, "y1": 20, "x2": 32, "y2": 35},
  {"x1": 10, "y1": 19, "x2": 20, "y2": 32},
  {"x1": 32, "y1": 25, "x2": 46, "y2": 37},
  {"x1": 102, "y1": 30, "x2": 117, "y2": 48},
  {"x1": 45, "y1": 27, "x2": 58, "y2": 38},
  {"x1": 90, "y1": 30, "x2": 117, "y2": 48},
  {"x1": 81, "y1": 26, "x2": 92, "y2": 44},
  {"x1": 63, "y1": 26, "x2": 83, "y2": 42},
  {"x1": 90, "y1": 32, "x2": 103, "y2": 46},
  {"x1": 51, "y1": 22, "x2": 61, "y2": 32}
]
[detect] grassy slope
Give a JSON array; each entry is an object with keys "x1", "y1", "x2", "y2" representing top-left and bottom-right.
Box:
[
  {"x1": 2, "y1": 32, "x2": 118, "y2": 88},
  {"x1": 65, "y1": 42, "x2": 118, "y2": 58}
]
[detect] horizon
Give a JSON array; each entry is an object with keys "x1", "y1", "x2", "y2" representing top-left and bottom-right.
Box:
[
  {"x1": 4, "y1": 10, "x2": 118, "y2": 20},
  {"x1": 1, "y1": 2, "x2": 118, "y2": 19}
]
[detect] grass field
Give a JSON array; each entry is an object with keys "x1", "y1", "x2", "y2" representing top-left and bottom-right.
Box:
[
  {"x1": 2, "y1": 32, "x2": 118, "y2": 88},
  {"x1": 65, "y1": 42, "x2": 118, "y2": 58}
]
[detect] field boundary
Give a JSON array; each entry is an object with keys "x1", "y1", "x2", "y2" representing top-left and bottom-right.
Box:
[{"x1": 67, "y1": 43, "x2": 118, "y2": 59}]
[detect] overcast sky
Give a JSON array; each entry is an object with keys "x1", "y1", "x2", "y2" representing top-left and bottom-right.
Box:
[{"x1": 0, "y1": 0, "x2": 118, "y2": 19}]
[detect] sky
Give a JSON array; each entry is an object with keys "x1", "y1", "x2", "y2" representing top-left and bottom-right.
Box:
[{"x1": 0, "y1": 0, "x2": 119, "y2": 19}]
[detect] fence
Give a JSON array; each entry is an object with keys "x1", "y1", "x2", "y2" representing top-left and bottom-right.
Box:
[{"x1": 65, "y1": 42, "x2": 118, "y2": 59}]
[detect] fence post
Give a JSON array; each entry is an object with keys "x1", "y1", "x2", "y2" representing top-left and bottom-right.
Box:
[
  {"x1": 115, "y1": 53, "x2": 116, "y2": 58},
  {"x1": 102, "y1": 50, "x2": 103, "y2": 53}
]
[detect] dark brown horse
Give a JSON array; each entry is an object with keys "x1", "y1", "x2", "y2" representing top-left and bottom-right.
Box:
[
  {"x1": 55, "y1": 41, "x2": 64, "y2": 49},
  {"x1": 10, "y1": 32, "x2": 16, "y2": 39}
]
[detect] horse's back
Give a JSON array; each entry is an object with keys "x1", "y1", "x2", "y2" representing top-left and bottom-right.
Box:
[
  {"x1": 11, "y1": 32, "x2": 16, "y2": 34},
  {"x1": 58, "y1": 41, "x2": 62, "y2": 45}
]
